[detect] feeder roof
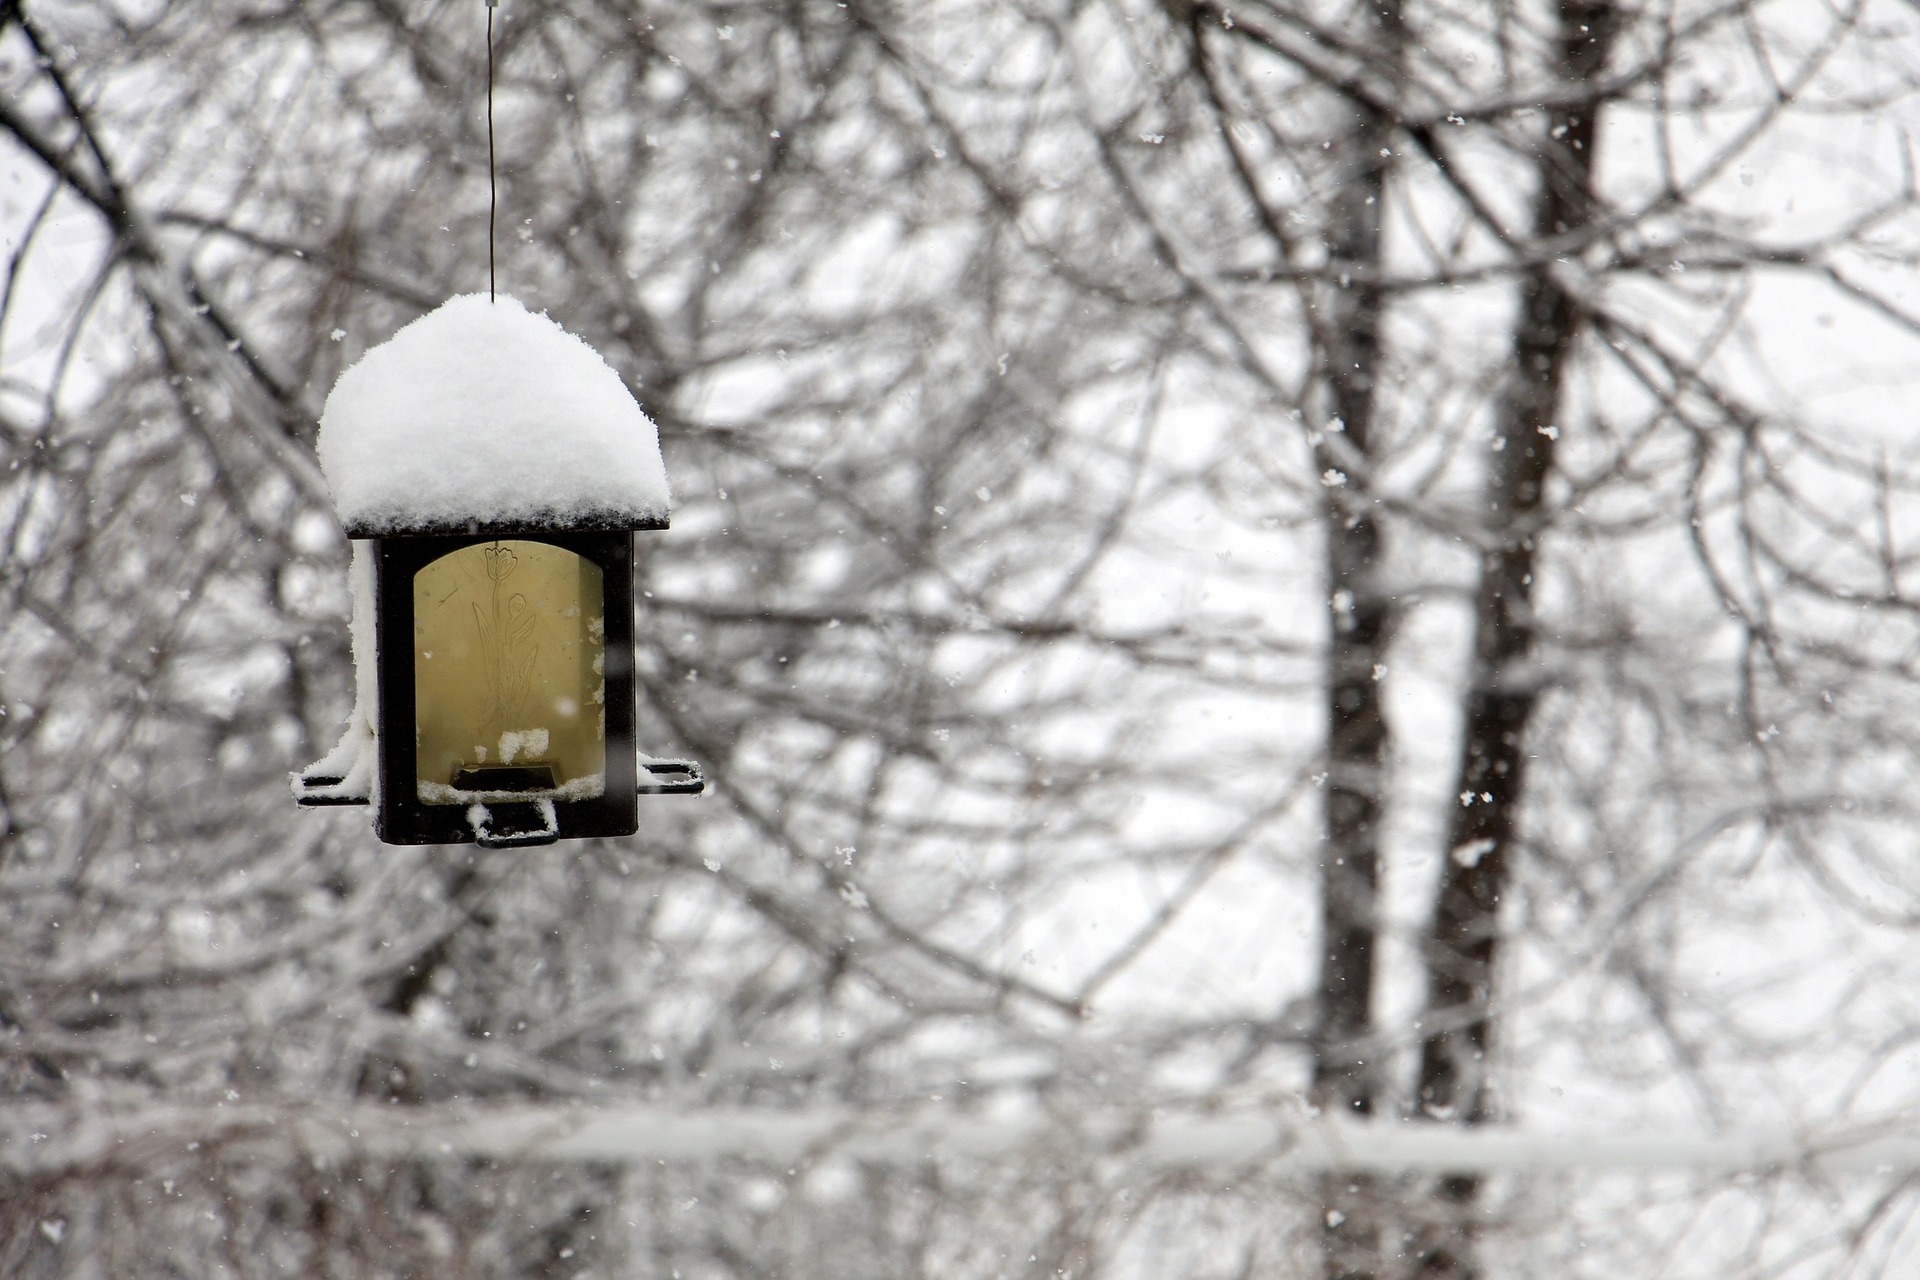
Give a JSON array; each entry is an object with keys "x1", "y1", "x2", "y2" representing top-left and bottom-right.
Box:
[{"x1": 317, "y1": 294, "x2": 670, "y2": 537}]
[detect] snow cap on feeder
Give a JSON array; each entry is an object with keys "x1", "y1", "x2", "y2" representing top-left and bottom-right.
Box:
[
  {"x1": 317, "y1": 292, "x2": 669, "y2": 536},
  {"x1": 296, "y1": 293, "x2": 699, "y2": 849}
]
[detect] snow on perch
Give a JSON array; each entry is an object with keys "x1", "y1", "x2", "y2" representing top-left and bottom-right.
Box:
[{"x1": 317, "y1": 293, "x2": 669, "y2": 535}]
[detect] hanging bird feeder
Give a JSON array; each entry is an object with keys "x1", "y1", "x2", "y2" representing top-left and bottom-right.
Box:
[{"x1": 294, "y1": 293, "x2": 701, "y2": 848}]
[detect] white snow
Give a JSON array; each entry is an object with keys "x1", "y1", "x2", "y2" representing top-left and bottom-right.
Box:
[
  {"x1": 316, "y1": 294, "x2": 670, "y2": 533},
  {"x1": 291, "y1": 543, "x2": 378, "y2": 805},
  {"x1": 421, "y1": 774, "x2": 604, "y2": 805}
]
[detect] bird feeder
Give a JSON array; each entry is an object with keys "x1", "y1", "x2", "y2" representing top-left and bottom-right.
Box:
[{"x1": 294, "y1": 294, "x2": 700, "y2": 848}]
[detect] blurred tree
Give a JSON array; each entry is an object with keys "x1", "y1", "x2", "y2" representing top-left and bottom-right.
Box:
[{"x1": 8, "y1": 1, "x2": 1920, "y2": 1279}]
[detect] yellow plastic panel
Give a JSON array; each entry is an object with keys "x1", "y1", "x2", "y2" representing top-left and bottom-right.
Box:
[{"x1": 412, "y1": 541, "x2": 606, "y2": 804}]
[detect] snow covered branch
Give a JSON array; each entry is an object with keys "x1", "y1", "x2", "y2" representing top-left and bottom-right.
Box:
[{"x1": 11, "y1": 1103, "x2": 1920, "y2": 1181}]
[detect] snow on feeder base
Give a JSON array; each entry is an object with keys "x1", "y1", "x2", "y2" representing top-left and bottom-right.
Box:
[{"x1": 293, "y1": 294, "x2": 701, "y2": 848}]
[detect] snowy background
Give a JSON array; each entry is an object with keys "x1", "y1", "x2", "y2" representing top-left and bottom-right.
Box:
[{"x1": 7, "y1": 1, "x2": 1920, "y2": 1277}]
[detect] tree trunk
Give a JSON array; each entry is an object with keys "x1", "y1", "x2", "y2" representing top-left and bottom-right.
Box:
[
  {"x1": 1313, "y1": 5, "x2": 1403, "y2": 1278},
  {"x1": 1411, "y1": 4, "x2": 1618, "y2": 1277}
]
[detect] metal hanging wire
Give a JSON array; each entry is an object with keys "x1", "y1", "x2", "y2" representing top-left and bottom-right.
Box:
[{"x1": 486, "y1": 0, "x2": 498, "y2": 301}]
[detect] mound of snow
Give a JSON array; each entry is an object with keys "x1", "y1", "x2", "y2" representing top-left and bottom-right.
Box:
[{"x1": 318, "y1": 294, "x2": 669, "y2": 534}]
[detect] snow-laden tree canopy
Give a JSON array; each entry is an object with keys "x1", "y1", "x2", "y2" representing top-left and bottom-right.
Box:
[{"x1": 10, "y1": 1, "x2": 1920, "y2": 1278}]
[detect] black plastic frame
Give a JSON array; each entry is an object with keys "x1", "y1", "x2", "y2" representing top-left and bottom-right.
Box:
[{"x1": 372, "y1": 528, "x2": 639, "y2": 846}]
